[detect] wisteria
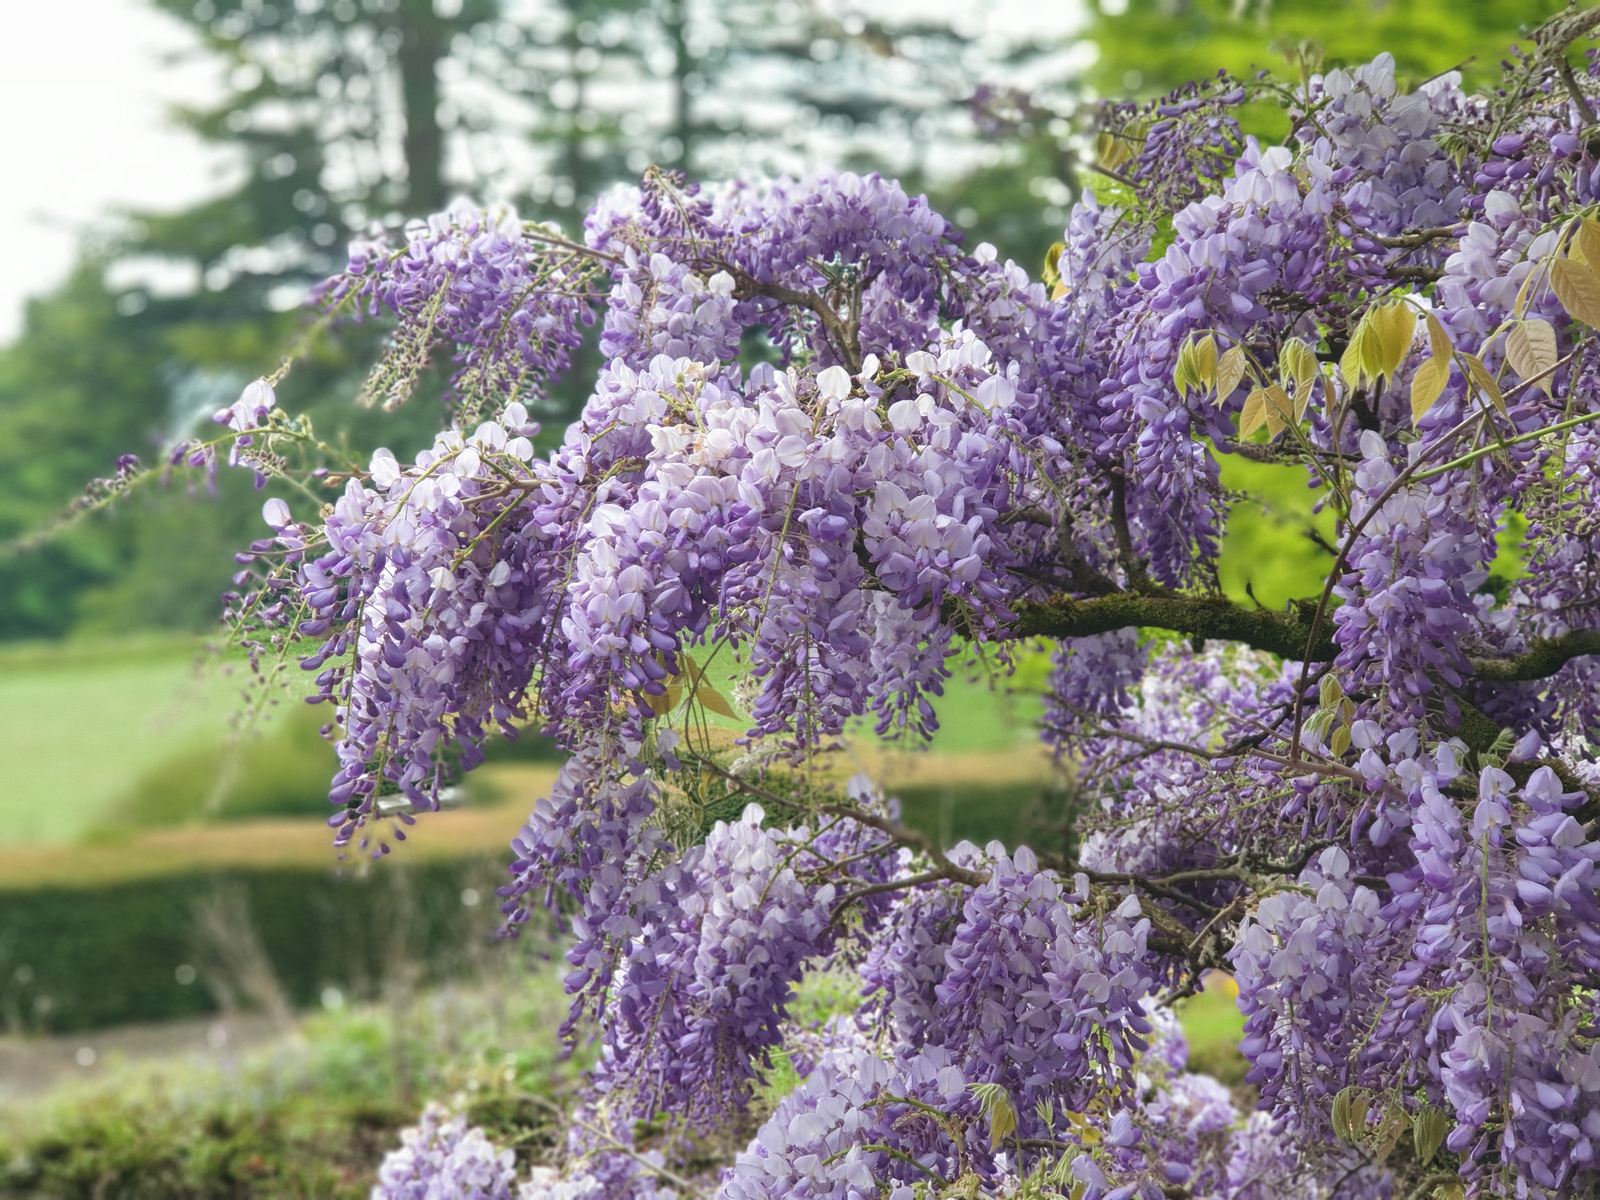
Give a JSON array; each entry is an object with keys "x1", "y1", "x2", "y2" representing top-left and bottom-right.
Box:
[
  {"x1": 94, "y1": 11, "x2": 1600, "y2": 1198},
  {"x1": 374, "y1": 1105, "x2": 519, "y2": 1200}
]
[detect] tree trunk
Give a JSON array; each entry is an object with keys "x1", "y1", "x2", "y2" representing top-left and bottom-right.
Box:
[
  {"x1": 662, "y1": 0, "x2": 693, "y2": 173},
  {"x1": 396, "y1": 0, "x2": 447, "y2": 211}
]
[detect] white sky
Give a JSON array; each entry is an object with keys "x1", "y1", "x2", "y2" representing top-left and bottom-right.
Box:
[{"x1": 0, "y1": 1, "x2": 224, "y2": 342}]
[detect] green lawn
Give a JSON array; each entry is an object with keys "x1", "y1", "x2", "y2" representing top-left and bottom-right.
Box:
[
  {"x1": 0, "y1": 636, "x2": 309, "y2": 845},
  {"x1": 1, "y1": 634, "x2": 1048, "y2": 849}
]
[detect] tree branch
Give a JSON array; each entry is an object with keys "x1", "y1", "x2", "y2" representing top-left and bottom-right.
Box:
[
  {"x1": 1470, "y1": 629, "x2": 1600, "y2": 681},
  {"x1": 725, "y1": 266, "x2": 864, "y2": 373},
  {"x1": 1000, "y1": 590, "x2": 1600, "y2": 687},
  {"x1": 1004, "y1": 591, "x2": 1332, "y2": 661}
]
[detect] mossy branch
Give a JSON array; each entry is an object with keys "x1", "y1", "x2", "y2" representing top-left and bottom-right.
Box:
[
  {"x1": 1003, "y1": 591, "x2": 1332, "y2": 661},
  {"x1": 999, "y1": 590, "x2": 1600, "y2": 688}
]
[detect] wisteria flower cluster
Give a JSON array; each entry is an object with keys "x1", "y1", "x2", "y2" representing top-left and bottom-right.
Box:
[
  {"x1": 99, "y1": 12, "x2": 1600, "y2": 1199},
  {"x1": 375, "y1": 1105, "x2": 519, "y2": 1200}
]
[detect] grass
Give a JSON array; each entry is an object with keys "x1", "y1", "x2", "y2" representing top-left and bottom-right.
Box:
[
  {"x1": 0, "y1": 634, "x2": 312, "y2": 845},
  {"x1": 0, "y1": 633, "x2": 1049, "y2": 854},
  {"x1": 1175, "y1": 973, "x2": 1249, "y2": 1086}
]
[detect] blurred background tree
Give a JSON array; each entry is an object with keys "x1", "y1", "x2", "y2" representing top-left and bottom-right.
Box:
[{"x1": 0, "y1": 0, "x2": 1571, "y2": 641}]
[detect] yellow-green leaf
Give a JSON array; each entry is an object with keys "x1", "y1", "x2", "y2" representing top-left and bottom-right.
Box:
[
  {"x1": 1293, "y1": 372, "x2": 1319, "y2": 422},
  {"x1": 1462, "y1": 352, "x2": 1507, "y2": 416},
  {"x1": 1193, "y1": 334, "x2": 1218, "y2": 389},
  {"x1": 1279, "y1": 336, "x2": 1317, "y2": 394},
  {"x1": 1330, "y1": 723, "x2": 1352, "y2": 758},
  {"x1": 680, "y1": 656, "x2": 740, "y2": 718},
  {"x1": 987, "y1": 1090, "x2": 1018, "y2": 1149},
  {"x1": 1410, "y1": 356, "x2": 1450, "y2": 424},
  {"x1": 644, "y1": 683, "x2": 682, "y2": 716},
  {"x1": 1340, "y1": 323, "x2": 1370, "y2": 391},
  {"x1": 1096, "y1": 129, "x2": 1133, "y2": 173},
  {"x1": 1214, "y1": 345, "x2": 1247, "y2": 403},
  {"x1": 1367, "y1": 302, "x2": 1419, "y2": 381},
  {"x1": 1239, "y1": 387, "x2": 1269, "y2": 438},
  {"x1": 1042, "y1": 241, "x2": 1065, "y2": 290},
  {"x1": 1318, "y1": 674, "x2": 1344, "y2": 707},
  {"x1": 1424, "y1": 310, "x2": 1452, "y2": 360},
  {"x1": 1505, "y1": 318, "x2": 1557, "y2": 395},
  {"x1": 1173, "y1": 338, "x2": 1196, "y2": 398},
  {"x1": 1578, "y1": 217, "x2": 1600, "y2": 271},
  {"x1": 694, "y1": 683, "x2": 737, "y2": 718},
  {"x1": 1262, "y1": 385, "x2": 1294, "y2": 438},
  {"x1": 1552, "y1": 256, "x2": 1600, "y2": 330}
]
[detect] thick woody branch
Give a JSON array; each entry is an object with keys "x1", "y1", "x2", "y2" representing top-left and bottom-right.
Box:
[
  {"x1": 999, "y1": 590, "x2": 1600, "y2": 686},
  {"x1": 1470, "y1": 629, "x2": 1600, "y2": 681},
  {"x1": 1003, "y1": 591, "x2": 1333, "y2": 661}
]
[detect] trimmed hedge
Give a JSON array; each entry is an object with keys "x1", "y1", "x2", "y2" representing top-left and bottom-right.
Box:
[{"x1": 0, "y1": 857, "x2": 513, "y2": 1034}]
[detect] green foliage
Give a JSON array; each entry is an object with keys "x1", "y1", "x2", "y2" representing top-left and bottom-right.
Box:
[
  {"x1": 894, "y1": 778, "x2": 1075, "y2": 858},
  {"x1": 1086, "y1": 0, "x2": 1569, "y2": 102},
  {"x1": 1215, "y1": 453, "x2": 1339, "y2": 610},
  {"x1": 0, "y1": 258, "x2": 174, "y2": 638},
  {"x1": 1174, "y1": 980, "x2": 1249, "y2": 1087},
  {"x1": 0, "y1": 978, "x2": 576, "y2": 1199},
  {"x1": 0, "y1": 859, "x2": 519, "y2": 1033},
  {"x1": 753, "y1": 967, "x2": 871, "y2": 1107}
]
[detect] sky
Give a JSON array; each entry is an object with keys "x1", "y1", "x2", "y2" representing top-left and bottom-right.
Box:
[{"x1": 0, "y1": 1, "x2": 224, "y2": 341}]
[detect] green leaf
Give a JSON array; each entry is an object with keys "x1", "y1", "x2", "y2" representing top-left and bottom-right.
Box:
[
  {"x1": 1413, "y1": 1105, "x2": 1450, "y2": 1165},
  {"x1": 1505, "y1": 318, "x2": 1557, "y2": 395},
  {"x1": 1372, "y1": 1101, "x2": 1410, "y2": 1163},
  {"x1": 1331, "y1": 1087, "x2": 1371, "y2": 1142}
]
